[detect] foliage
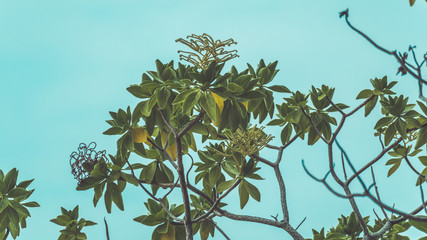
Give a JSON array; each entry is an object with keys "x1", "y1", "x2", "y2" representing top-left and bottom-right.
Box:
[
  {"x1": 309, "y1": 212, "x2": 414, "y2": 240},
  {"x1": 71, "y1": 41, "x2": 427, "y2": 240},
  {"x1": 50, "y1": 206, "x2": 97, "y2": 240},
  {"x1": 0, "y1": 168, "x2": 39, "y2": 239}
]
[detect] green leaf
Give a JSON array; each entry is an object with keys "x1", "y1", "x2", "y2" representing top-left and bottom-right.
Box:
[
  {"x1": 217, "y1": 179, "x2": 237, "y2": 193},
  {"x1": 239, "y1": 91, "x2": 266, "y2": 100},
  {"x1": 157, "y1": 87, "x2": 170, "y2": 110},
  {"x1": 374, "y1": 116, "x2": 394, "y2": 129},
  {"x1": 127, "y1": 85, "x2": 149, "y2": 98},
  {"x1": 267, "y1": 119, "x2": 284, "y2": 126},
  {"x1": 120, "y1": 172, "x2": 139, "y2": 186},
  {"x1": 7, "y1": 187, "x2": 29, "y2": 198},
  {"x1": 200, "y1": 92, "x2": 217, "y2": 122},
  {"x1": 227, "y1": 83, "x2": 244, "y2": 93},
  {"x1": 4, "y1": 168, "x2": 18, "y2": 193},
  {"x1": 22, "y1": 201, "x2": 40, "y2": 208},
  {"x1": 0, "y1": 199, "x2": 9, "y2": 213},
  {"x1": 103, "y1": 127, "x2": 123, "y2": 135},
  {"x1": 364, "y1": 95, "x2": 378, "y2": 117},
  {"x1": 417, "y1": 101, "x2": 427, "y2": 115},
  {"x1": 387, "y1": 161, "x2": 401, "y2": 177},
  {"x1": 173, "y1": 89, "x2": 198, "y2": 105},
  {"x1": 267, "y1": 85, "x2": 291, "y2": 93},
  {"x1": 9, "y1": 200, "x2": 31, "y2": 217},
  {"x1": 384, "y1": 122, "x2": 396, "y2": 146},
  {"x1": 244, "y1": 181, "x2": 261, "y2": 202},
  {"x1": 93, "y1": 182, "x2": 106, "y2": 207},
  {"x1": 84, "y1": 220, "x2": 97, "y2": 226},
  {"x1": 415, "y1": 126, "x2": 427, "y2": 149},
  {"x1": 7, "y1": 207, "x2": 19, "y2": 239},
  {"x1": 110, "y1": 182, "x2": 124, "y2": 211},
  {"x1": 419, "y1": 156, "x2": 427, "y2": 166},
  {"x1": 171, "y1": 204, "x2": 185, "y2": 217},
  {"x1": 409, "y1": 217, "x2": 427, "y2": 233},
  {"x1": 258, "y1": 67, "x2": 271, "y2": 84},
  {"x1": 238, "y1": 180, "x2": 249, "y2": 209},
  {"x1": 17, "y1": 179, "x2": 34, "y2": 189},
  {"x1": 356, "y1": 89, "x2": 372, "y2": 99},
  {"x1": 0, "y1": 181, "x2": 6, "y2": 195},
  {"x1": 104, "y1": 183, "x2": 113, "y2": 213},
  {"x1": 208, "y1": 165, "x2": 221, "y2": 186},
  {"x1": 183, "y1": 91, "x2": 201, "y2": 115},
  {"x1": 145, "y1": 162, "x2": 157, "y2": 184},
  {"x1": 395, "y1": 118, "x2": 407, "y2": 138},
  {"x1": 280, "y1": 124, "x2": 292, "y2": 145}
]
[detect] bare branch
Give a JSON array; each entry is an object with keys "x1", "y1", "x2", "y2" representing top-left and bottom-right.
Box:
[
  {"x1": 346, "y1": 95, "x2": 375, "y2": 117},
  {"x1": 209, "y1": 220, "x2": 231, "y2": 240},
  {"x1": 104, "y1": 217, "x2": 110, "y2": 240},
  {"x1": 371, "y1": 166, "x2": 388, "y2": 219},
  {"x1": 340, "y1": 9, "x2": 427, "y2": 101},
  {"x1": 346, "y1": 138, "x2": 402, "y2": 185},
  {"x1": 295, "y1": 217, "x2": 307, "y2": 231}
]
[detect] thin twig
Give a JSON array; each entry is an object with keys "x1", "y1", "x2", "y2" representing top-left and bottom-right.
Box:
[
  {"x1": 300, "y1": 107, "x2": 328, "y2": 143},
  {"x1": 104, "y1": 217, "x2": 110, "y2": 240},
  {"x1": 420, "y1": 183, "x2": 427, "y2": 215},
  {"x1": 295, "y1": 217, "x2": 307, "y2": 231},
  {"x1": 2, "y1": 228, "x2": 9, "y2": 240},
  {"x1": 210, "y1": 220, "x2": 231, "y2": 240},
  {"x1": 371, "y1": 166, "x2": 388, "y2": 219}
]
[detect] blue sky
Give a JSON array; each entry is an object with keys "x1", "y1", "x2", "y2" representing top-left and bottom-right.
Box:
[{"x1": 1, "y1": 0, "x2": 426, "y2": 239}]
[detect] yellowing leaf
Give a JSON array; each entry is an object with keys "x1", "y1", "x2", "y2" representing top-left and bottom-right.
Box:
[
  {"x1": 132, "y1": 128, "x2": 149, "y2": 144},
  {"x1": 210, "y1": 91, "x2": 224, "y2": 113},
  {"x1": 166, "y1": 144, "x2": 177, "y2": 161},
  {"x1": 189, "y1": 133, "x2": 197, "y2": 152},
  {"x1": 242, "y1": 101, "x2": 248, "y2": 110},
  {"x1": 161, "y1": 130, "x2": 168, "y2": 146},
  {"x1": 200, "y1": 229, "x2": 209, "y2": 240},
  {"x1": 161, "y1": 130, "x2": 177, "y2": 160},
  {"x1": 409, "y1": 0, "x2": 416, "y2": 6},
  {"x1": 160, "y1": 225, "x2": 175, "y2": 240}
]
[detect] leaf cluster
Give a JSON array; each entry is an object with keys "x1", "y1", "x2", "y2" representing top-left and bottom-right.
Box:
[
  {"x1": 0, "y1": 168, "x2": 39, "y2": 239},
  {"x1": 50, "y1": 206, "x2": 96, "y2": 240}
]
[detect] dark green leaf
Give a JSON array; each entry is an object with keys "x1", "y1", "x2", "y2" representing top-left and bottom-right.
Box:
[
  {"x1": 200, "y1": 92, "x2": 217, "y2": 122},
  {"x1": 244, "y1": 181, "x2": 260, "y2": 202},
  {"x1": 384, "y1": 122, "x2": 396, "y2": 146},
  {"x1": 364, "y1": 95, "x2": 378, "y2": 117},
  {"x1": 267, "y1": 85, "x2": 291, "y2": 93},
  {"x1": 7, "y1": 187, "x2": 28, "y2": 198},
  {"x1": 22, "y1": 201, "x2": 40, "y2": 208},
  {"x1": 217, "y1": 179, "x2": 237, "y2": 193},
  {"x1": 238, "y1": 180, "x2": 249, "y2": 209},
  {"x1": 110, "y1": 182, "x2": 124, "y2": 211},
  {"x1": 356, "y1": 89, "x2": 372, "y2": 99},
  {"x1": 104, "y1": 183, "x2": 112, "y2": 213},
  {"x1": 409, "y1": 218, "x2": 427, "y2": 233},
  {"x1": 4, "y1": 168, "x2": 18, "y2": 193},
  {"x1": 239, "y1": 91, "x2": 266, "y2": 100},
  {"x1": 374, "y1": 117, "x2": 394, "y2": 129},
  {"x1": 17, "y1": 179, "x2": 33, "y2": 189},
  {"x1": 415, "y1": 126, "x2": 427, "y2": 149}
]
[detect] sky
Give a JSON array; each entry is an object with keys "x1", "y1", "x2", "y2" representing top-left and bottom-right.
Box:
[{"x1": 0, "y1": 0, "x2": 427, "y2": 239}]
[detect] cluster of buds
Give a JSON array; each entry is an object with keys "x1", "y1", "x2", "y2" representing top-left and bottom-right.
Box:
[
  {"x1": 176, "y1": 33, "x2": 239, "y2": 69},
  {"x1": 70, "y1": 142, "x2": 106, "y2": 186},
  {"x1": 224, "y1": 125, "x2": 274, "y2": 156}
]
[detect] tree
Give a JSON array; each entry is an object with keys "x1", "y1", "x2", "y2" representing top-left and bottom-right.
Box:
[
  {"x1": 1, "y1": 7, "x2": 426, "y2": 240},
  {"x1": 68, "y1": 14, "x2": 427, "y2": 239}
]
